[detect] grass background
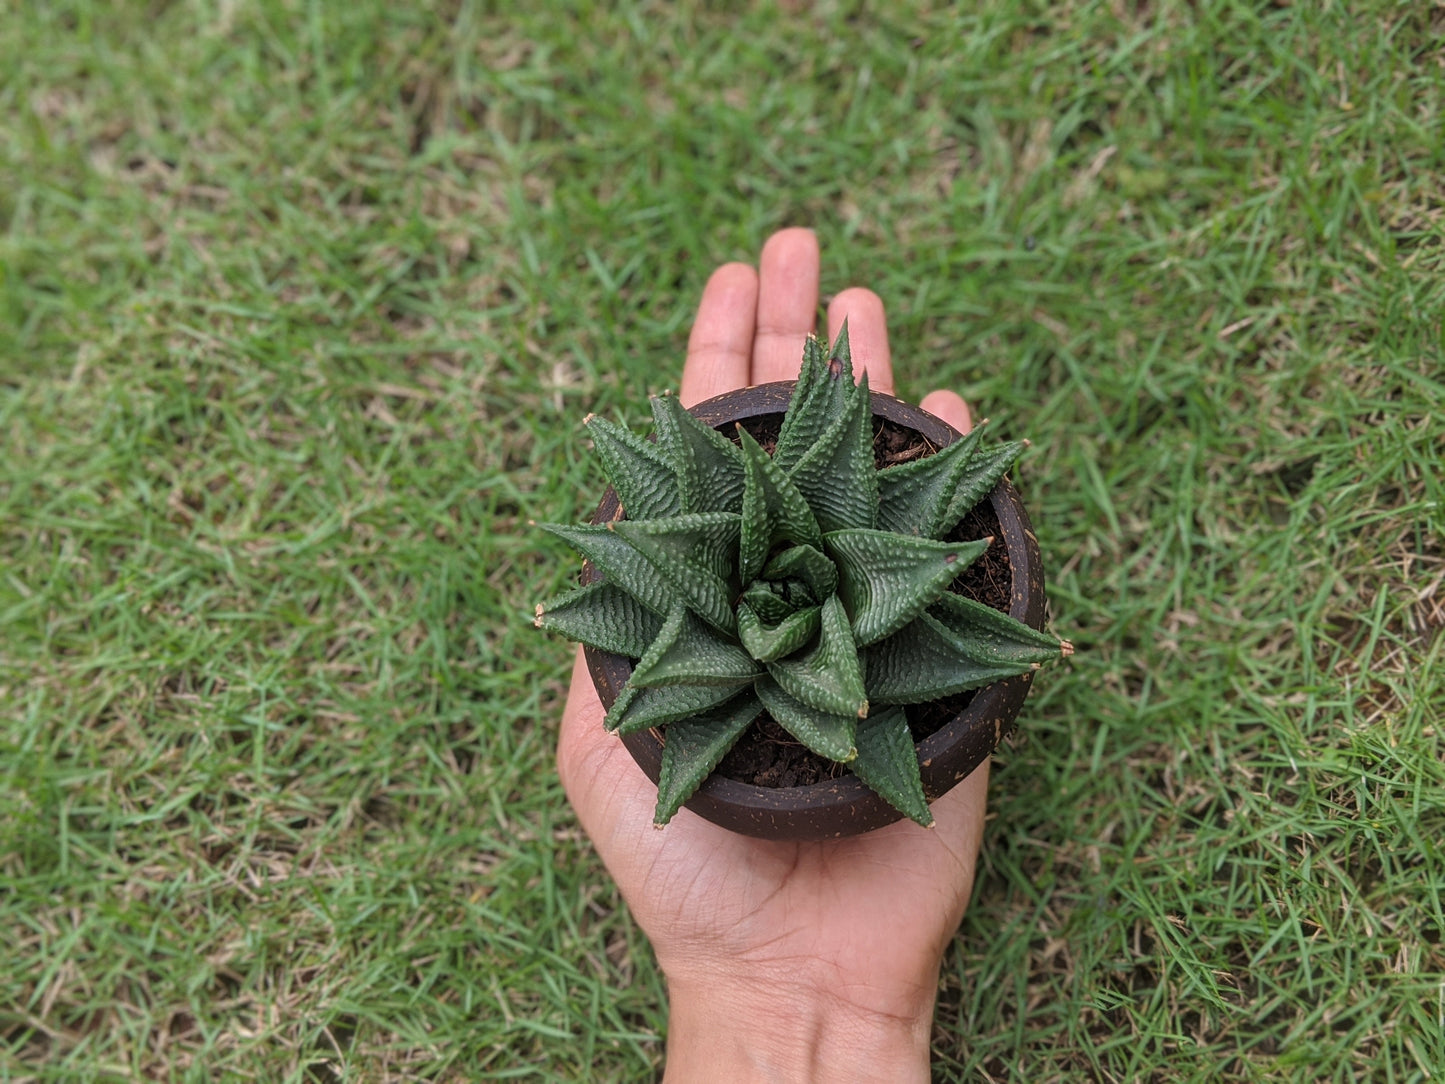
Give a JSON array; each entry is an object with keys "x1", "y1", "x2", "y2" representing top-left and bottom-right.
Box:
[{"x1": 2, "y1": 0, "x2": 1443, "y2": 1079}]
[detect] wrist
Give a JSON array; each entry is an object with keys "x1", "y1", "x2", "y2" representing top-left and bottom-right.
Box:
[{"x1": 662, "y1": 967, "x2": 937, "y2": 1084}]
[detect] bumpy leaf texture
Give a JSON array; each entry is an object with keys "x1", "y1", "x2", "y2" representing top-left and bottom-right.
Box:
[{"x1": 536, "y1": 327, "x2": 1066, "y2": 827}]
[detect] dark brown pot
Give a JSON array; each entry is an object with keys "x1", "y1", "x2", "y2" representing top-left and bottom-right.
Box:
[{"x1": 582, "y1": 382, "x2": 1046, "y2": 841}]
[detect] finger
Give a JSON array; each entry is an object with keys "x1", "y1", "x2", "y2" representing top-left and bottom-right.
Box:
[
  {"x1": 681, "y1": 262, "x2": 758, "y2": 409},
  {"x1": 826, "y1": 287, "x2": 892, "y2": 394},
  {"x1": 751, "y1": 228, "x2": 820, "y2": 385},
  {"x1": 919, "y1": 389, "x2": 974, "y2": 436}
]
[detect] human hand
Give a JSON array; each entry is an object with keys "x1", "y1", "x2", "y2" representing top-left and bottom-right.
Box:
[{"x1": 556, "y1": 228, "x2": 989, "y2": 1083}]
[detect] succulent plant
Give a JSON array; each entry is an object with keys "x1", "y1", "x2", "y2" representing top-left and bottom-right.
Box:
[{"x1": 536, "y1": 327, "x2": 1068, "y2": 828}]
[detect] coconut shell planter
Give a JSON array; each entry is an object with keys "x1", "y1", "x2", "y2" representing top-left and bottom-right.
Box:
[{"x1": 536, "y1": 328, "x2": 1070, "y2": 841}]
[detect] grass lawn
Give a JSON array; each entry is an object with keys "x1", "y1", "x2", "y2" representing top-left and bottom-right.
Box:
[{"x1": 3, "y1": 1, "x2": 1442, "y2": 1080}]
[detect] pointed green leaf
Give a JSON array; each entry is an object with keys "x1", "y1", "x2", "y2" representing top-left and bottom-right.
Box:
[
  {"x1": 534, "y1": 580, "x2": 664, "y2": 657},
  {"x1": 825, "y1": 530, "x2": 991, "y2": 647},
  {"x1": 765, "y1": 595, "x2": 868, "y2": 718},
  {"x1": 585, "y1": 415, "x2": 681, "y2": 520},
  {"x1": 651, "y1": 394, "x2": 746, "y2": 514},
  {"x1": 538, "y1": 522, "x2": 676, "y2": 616},
  {"x1": 928, "y1": 592, "x2": 1064, "y2": 666},
  {"x1": 939, "y1": 442, "x2": 1026, "y2": 533},
  {"x1": 737, "y1": 426, "x2": 823, "y2": 583},
  {"x1": 876, "y1": 424, "x2": 985, "y2": 538},
  {"x1": 606, "y1": 680, "x2": 745, "y2": 734},
  {"x1": 761, "y1": 544, "x2": 837, "y2": 601},
  {"x1": 755, "y1": 676, "x2": 857, "y2": 762},
  {"x1": 612, "y1": 513, "x2": 741, "y2": 634},
  {"x1": 739, "y1": 581, "x2": 797, "y2": 625},
  {"x1": 828, "y1": 319, "x2": 854, "y2": 378},
  {"x1": 737, "y1": 603, "x2": 822, "y2": 663},
  {"x1": 850, "y1": 706, "x2": 933, "y2": 827},
  {"x1": 862, "y1": 611, "x2": 1037, "y2": 704},
  {"x1": 772, "y1": 333, "x2": 850, "y2": 473},
  {"x1": 654, "y1": 693, "x2": 764, "y2": 825},
  {"x1": 788, "y1": 371, "x2": 878, "y2": 533},
  {"x1": 629, "y1": 606, "x2": 760, "y2": 688},
  {"x1": 602, "y1": 682, "x2": 639, "y2": 731}
]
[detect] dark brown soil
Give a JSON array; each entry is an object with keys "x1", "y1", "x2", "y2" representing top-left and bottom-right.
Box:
[{"x1": 711, "y1": 413, "x2": 1012, "y2": 789}]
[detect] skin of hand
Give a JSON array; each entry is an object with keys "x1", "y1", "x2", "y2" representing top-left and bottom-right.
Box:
[{"x1": 556, "y1": 229, "x2": 989, "y2": 1082}]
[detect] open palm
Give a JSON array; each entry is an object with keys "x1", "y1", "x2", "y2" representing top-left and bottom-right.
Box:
[{"x1": 556, "y1": 229, "x2": 990, "y2": 1036}]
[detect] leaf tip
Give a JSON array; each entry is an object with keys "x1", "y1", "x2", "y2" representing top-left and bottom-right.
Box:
[
  {"x1": 533, "y1": 604, "x2": 545, "y2": 628},
  {"x1": 856, "y1": 700, "x2": 869, "y2": 719},
  {"x1": 1060, "y1": 638, "x2": 1075, "y2": 658}
]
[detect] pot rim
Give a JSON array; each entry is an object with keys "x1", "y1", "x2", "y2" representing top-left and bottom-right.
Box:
[{"x1": 582, "y1": 380, "x2": 1046, "y2": 840}]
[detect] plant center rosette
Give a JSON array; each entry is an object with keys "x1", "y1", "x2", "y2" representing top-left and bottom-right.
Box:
[{"x1": 536, "y1": 327, "x2": 1069, "y2": 830}]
